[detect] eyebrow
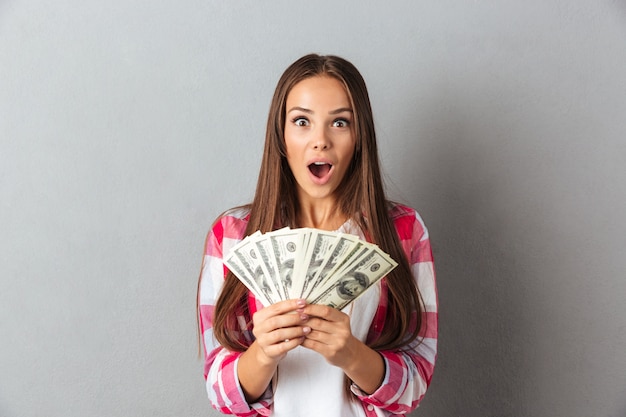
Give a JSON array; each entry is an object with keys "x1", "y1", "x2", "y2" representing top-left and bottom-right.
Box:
[{"x1": 287, "y1": 106, "x2": 353, "y2": 115}]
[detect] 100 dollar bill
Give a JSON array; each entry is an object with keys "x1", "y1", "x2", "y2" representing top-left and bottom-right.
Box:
[{"x1": 224, "y1": 228, "x2": 397, "y2": 308}]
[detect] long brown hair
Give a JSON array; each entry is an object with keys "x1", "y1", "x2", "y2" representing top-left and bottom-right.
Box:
[{"x1": 210, "y1": 54, "x2": 422, "y2": 353}]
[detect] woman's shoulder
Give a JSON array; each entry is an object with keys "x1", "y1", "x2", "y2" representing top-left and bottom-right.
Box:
[
  {"x1": 209, "y1": 205, "x2": 251, "y2": 241},
  {"x1": 387, "y1": 201, "x2": 421, "y2": 220},
  {"x1": 220, "y1": 205, "x2": 252, "y2": 220},
  {"x1": 386, "y1": 201, "x2": 429, "y2": 238}
]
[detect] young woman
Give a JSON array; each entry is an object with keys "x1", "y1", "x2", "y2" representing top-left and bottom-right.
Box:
[{"x1": 197, "y1": 54, "x2": 438, "y2": 416}]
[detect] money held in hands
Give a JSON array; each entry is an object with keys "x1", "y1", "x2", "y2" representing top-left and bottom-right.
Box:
[{"x1": 224, "y1": 228, "x2": 398, "y2": 310}]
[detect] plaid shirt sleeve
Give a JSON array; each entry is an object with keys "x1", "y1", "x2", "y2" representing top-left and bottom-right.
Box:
[
  {"x1": 353, "y1": 204, "x2": 438, "y2": 416},
  {"x1": 198, "y1": 209, "x2": 271, "y2": 416}
]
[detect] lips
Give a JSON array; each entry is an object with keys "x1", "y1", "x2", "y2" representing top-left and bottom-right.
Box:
[{"x1": 308, "y1": 162, "x2": 333, "y2": 178}]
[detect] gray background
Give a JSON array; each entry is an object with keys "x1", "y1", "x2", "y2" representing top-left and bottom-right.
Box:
[{"x1": 1, "y1": 1, "x2": 625, "y2": 416}]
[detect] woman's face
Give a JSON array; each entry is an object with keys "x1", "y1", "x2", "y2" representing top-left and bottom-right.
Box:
[{"x1": 284, "y1": 75, "x2": 356, "y2": 206}]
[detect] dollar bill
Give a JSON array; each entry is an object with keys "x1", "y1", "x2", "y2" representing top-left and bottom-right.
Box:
[
  {"x1": 309, "y1": 247, "x2": 398, "y2": 310},
  {"x1": 230, "y1": 236, "x2": 281, "y2": 305},
  {"x1": 300, "y1": 233, "x2": 361, "y2": 301},
  {"x1": 224, "y1": 228, "x2": 398, "y2": 308},
  {"x1": 250, "y1": 234, "x2": 290, "y2": 301},
  {"x1": 267, "y1": 228, "x2": 305, "y2": 299},
  {"x1": 297, "y1": 230, "x2": 340, "y2": 300},
  {"x1": 223, "y1": 250, "x2": 273, "y2": 306}
]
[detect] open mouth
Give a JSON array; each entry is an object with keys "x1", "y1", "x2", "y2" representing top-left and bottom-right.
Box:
[{"x1": 308, "y1": 162, "x2": 333, "y2": 178}]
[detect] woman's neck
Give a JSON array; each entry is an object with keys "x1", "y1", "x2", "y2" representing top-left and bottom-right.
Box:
[{"x1": 296, "y1": 200, "x2": 348, "y2": 230}]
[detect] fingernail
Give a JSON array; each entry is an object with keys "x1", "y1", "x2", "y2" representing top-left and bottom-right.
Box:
[
  {"x1": 296, "y1": 299, "x2": 306, "y2": 308},
  {"x1": 302, "y1": 326, "x2": 311, "y2": 334},
  {"x1": 300, "y1": 313, "x2": 309, "y2": 321}
]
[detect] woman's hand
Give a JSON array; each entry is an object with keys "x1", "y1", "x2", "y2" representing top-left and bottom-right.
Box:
[
  {"x1": 300, "y1": 303, "x2": 385, "y2": 395},
  {"x1": 238, "y1": 298, "x2": 311, "y2": 402},
  {"x1": 250, "y1": 298, "x2": 312, "y2": 365},
  {"x1": 298, "y1": 303, "x2": 357, "y2": 368}
]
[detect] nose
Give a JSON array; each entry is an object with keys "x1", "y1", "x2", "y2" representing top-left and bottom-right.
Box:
[{"x1": 311, "y1": 127, "x2": 330, "y2": 150}]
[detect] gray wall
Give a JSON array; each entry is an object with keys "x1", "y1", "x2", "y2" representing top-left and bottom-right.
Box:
[{"x1": 1, "y1": 1, "x2": 625, "y2": 416}]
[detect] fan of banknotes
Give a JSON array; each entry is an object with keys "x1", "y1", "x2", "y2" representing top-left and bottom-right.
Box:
[{"x1": 224, "y1": 228, "x2": 398, "y2": 310}]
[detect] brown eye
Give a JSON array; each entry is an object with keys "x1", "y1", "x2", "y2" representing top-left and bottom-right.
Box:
[
  {"x1": 293, "y1": 117, "x2": 309, "y2": 127},
  {"x1": 332, "y1": 118, "x2": 349, "y2": 128}
]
